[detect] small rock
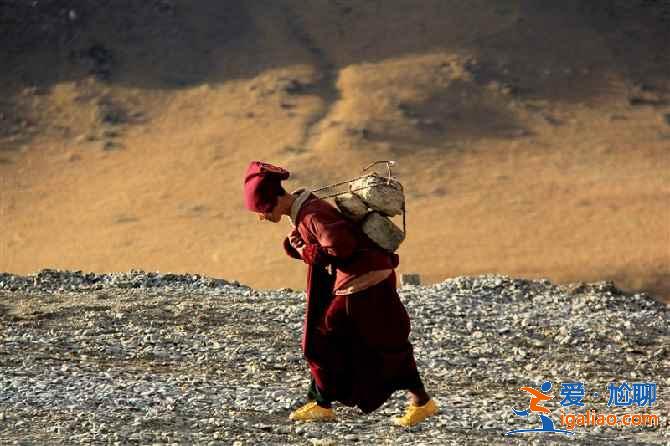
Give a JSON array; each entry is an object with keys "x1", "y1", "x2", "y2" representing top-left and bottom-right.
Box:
[
  {"x1": 282, "y1": 79, "x2": 305, "y2": 94},
  {"x1": 103, "y1": 141, "x2": 122, "y2": 151},
  {"x1": 401, "y1": 273, "x2": 421, "y2": 286}
]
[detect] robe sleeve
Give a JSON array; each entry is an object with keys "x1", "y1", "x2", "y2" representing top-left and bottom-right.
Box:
[
  {"x1": 300, "y1": 243, "x2": 330, "y2": 265},
  {"x1": 300, "y1": 211, "x2": 357, "y2": 265}
]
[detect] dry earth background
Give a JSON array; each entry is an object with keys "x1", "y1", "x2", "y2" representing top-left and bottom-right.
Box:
[{"x1": 0, "y1": 0, "x2": 669, "y2": 301}]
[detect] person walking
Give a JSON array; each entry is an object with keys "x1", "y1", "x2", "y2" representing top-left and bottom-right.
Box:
[{"x1": 243, "y1": 160, "x2": 438, "y2": 427}]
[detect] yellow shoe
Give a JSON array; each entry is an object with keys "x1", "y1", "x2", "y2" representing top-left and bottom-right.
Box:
[
  {"x1": 289, "y1": 401, "x2": 336, "y2": 422},
  {"x1": 392, "y1": 399, "x2": 439, "y2": 427}
]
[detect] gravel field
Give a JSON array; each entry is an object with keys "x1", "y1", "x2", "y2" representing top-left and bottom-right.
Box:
[{"x1": 0, "y1": 270, "x2": 668, "y2": 445}]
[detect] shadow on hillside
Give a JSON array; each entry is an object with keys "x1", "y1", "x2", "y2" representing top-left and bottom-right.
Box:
[
  {"x1": 0, "y1": 0, "x2": 252, "y2": 89},
  {"x1": 0, "y1": 0, "x2": 668, "y2": 150},
  {"x1": 1, "y1": 0, "x2": 668, "y2": 90}
]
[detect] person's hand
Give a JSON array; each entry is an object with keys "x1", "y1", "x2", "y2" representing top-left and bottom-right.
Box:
[{"x1": 289, "y1": 231, "x2": 306, "y2": 256}]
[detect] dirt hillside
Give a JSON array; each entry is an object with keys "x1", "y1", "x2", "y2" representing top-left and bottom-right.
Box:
[{"x1": 1, "y1": 0, "x2": 669, "y2": 301}]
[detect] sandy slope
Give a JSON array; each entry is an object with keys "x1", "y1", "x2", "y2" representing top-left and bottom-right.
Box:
[{"x1": 1, "y1": 0, "x2": 668, "y2": 300}]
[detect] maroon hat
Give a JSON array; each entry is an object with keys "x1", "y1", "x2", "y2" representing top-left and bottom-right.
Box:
[{"x1": 243, "y1": 161, "x2": 290, "y2": 212}]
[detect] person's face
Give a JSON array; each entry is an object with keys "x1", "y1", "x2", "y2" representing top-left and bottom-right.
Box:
[{"x1": 257, "y1": 200, "x2": 282, "y2": 223}]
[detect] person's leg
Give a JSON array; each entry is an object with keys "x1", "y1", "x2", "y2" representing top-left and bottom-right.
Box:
[
  {"x1": 354, "y1": 272, "x2": 437, "y2": 425},
  {"x1": 289, "y1": 294, "x2": 349, "y2": 422},
  {"x1": 399, "y1": 367, "x2": 431, "y2": 406},
  {"x1": 392, "y1": 370, "x2": 438, "y2": 427},
  {"x1": 408, "y1": 386, "x2": 431, "y2": 406},
  {"x1": 307, "y1": 377, "x2": 333, "y2": 408},
  {"x1": 342, "y1": 275, "x2": 433, "y2": 414},
  {"x1": 289, "y1": 377, "x2": 337, "y2": 421}
]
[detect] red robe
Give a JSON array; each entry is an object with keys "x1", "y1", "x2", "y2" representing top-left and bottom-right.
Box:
[{"x1": 283, "y1": 193, "x2": 422, "y2": 413}]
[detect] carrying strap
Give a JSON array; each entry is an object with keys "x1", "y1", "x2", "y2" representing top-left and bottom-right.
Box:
[{"x1": 290, "y1": 188, "x2": 313, "y2": 227}]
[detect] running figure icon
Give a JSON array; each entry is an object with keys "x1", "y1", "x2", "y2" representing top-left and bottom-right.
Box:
[{"x1": 505, "y1": 381, "x2": 574, "y2": 436}]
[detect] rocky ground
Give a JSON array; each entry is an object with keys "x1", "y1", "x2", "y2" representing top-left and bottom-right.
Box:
[{"x1": 0, "y1": 270, "x2": 668, "y2": 445}]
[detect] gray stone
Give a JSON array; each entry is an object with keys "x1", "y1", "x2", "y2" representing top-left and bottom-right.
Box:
[
  {"x1": 334, "y1": 193, "x2": 369, "y2": 222},
  {"x1": 400, "y1": 273, "x2": 421, "y2": 286},
  {"x1": 349, "y1": 173, "x2": 405, "y2": 217},
  {"x1": 361, "y1": 212, "x2": 405, "y2": 252}
]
